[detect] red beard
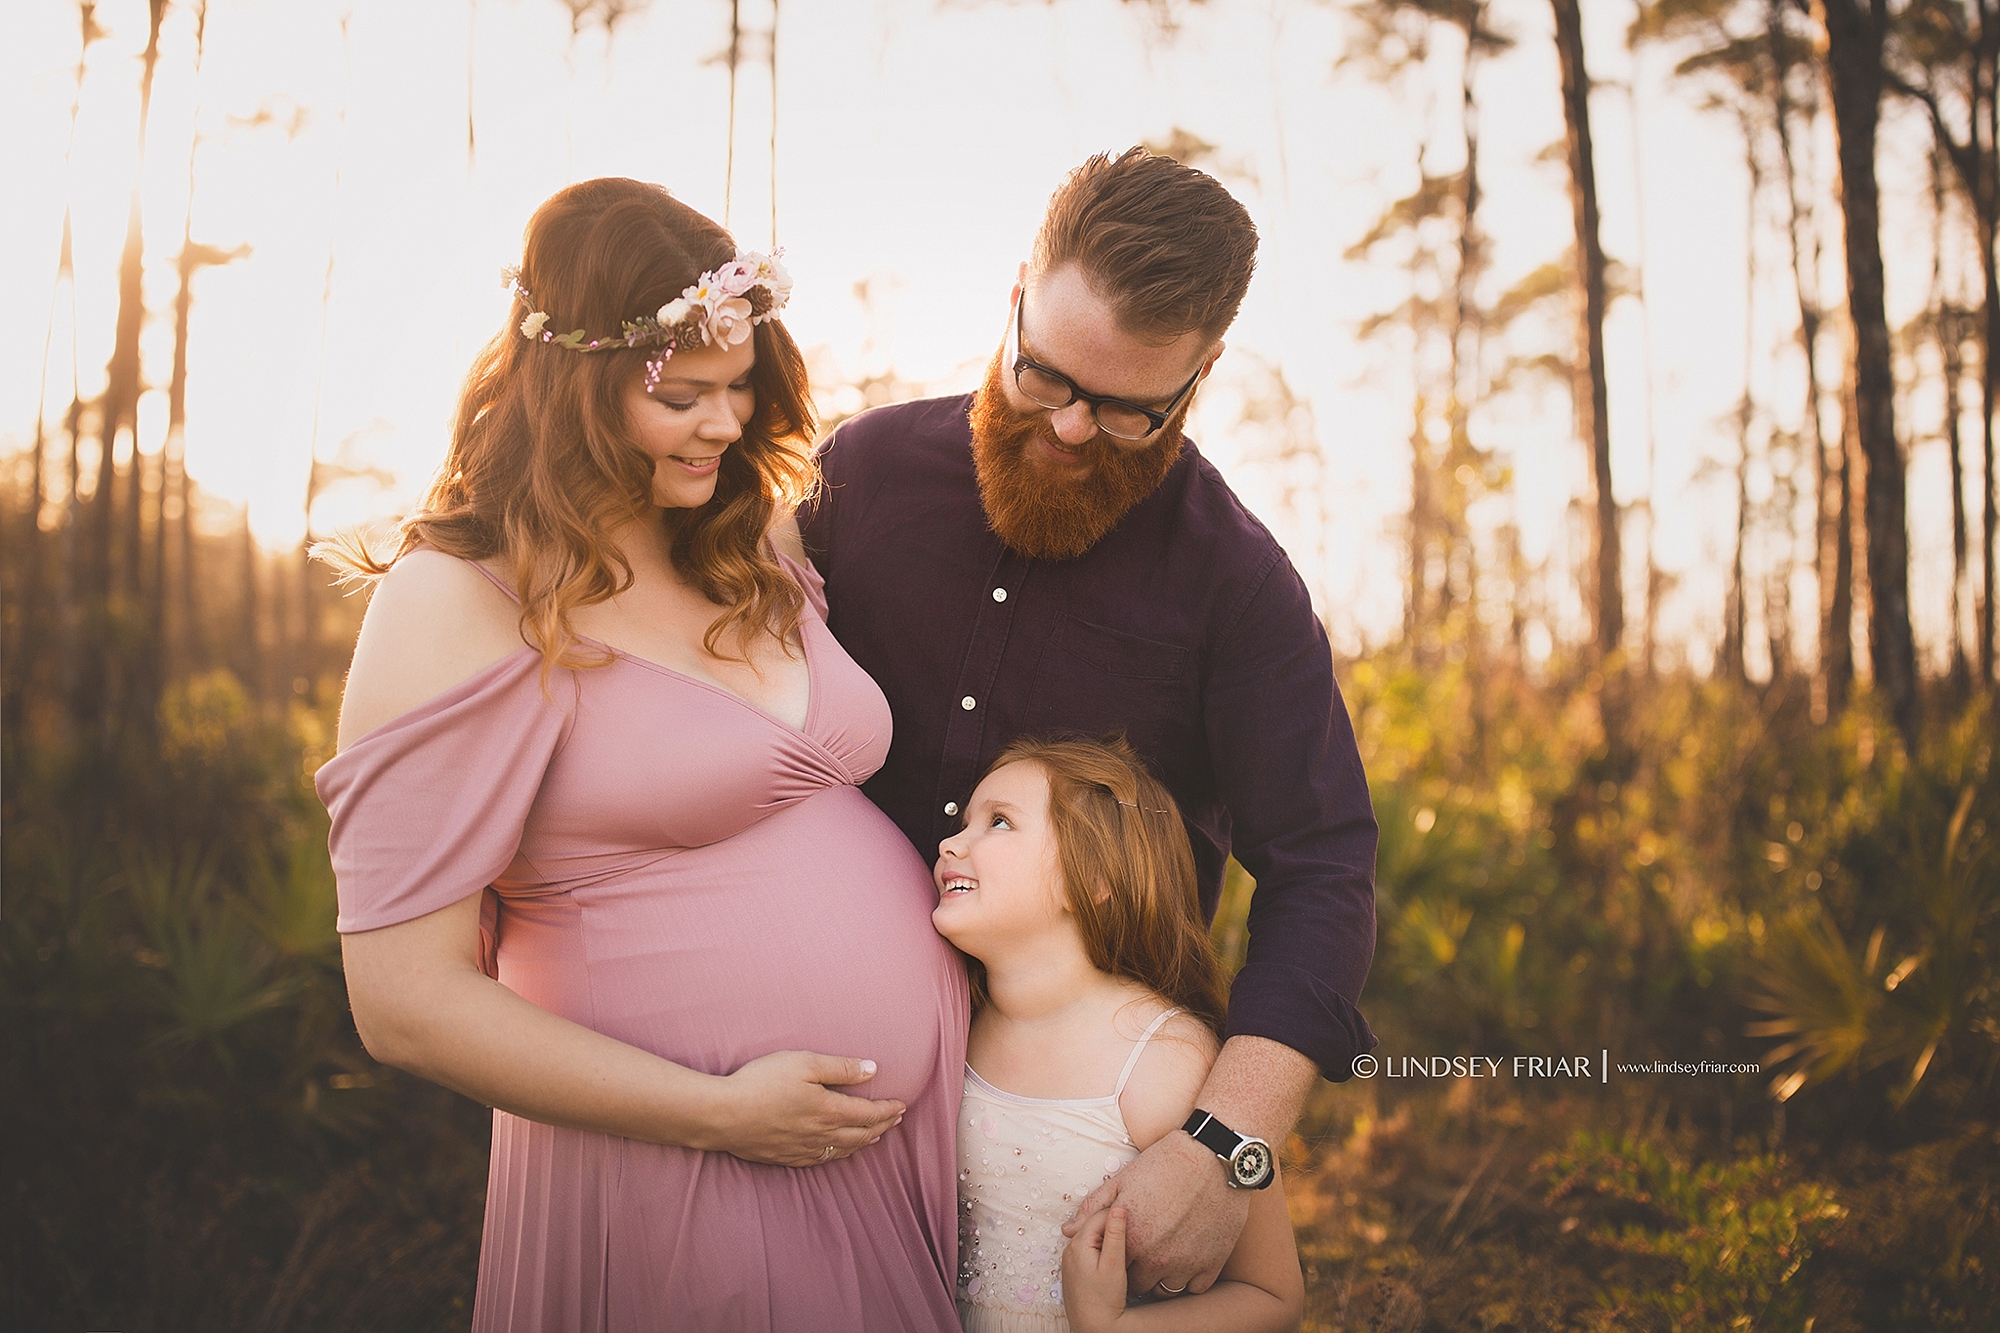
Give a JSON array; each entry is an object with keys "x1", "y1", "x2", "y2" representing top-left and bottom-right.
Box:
[{"x1": 967, "y1": 356, "x2": 1185, "y2": 562}]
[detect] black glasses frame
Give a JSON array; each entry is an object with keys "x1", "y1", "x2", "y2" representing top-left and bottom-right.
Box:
[{"x1": 1008, "y1": 295, "x2": 1203, "y2": 440}]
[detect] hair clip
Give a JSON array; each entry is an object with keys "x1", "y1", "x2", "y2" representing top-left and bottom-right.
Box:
[{"x1": 1116, "y1": 799, "x2": 1172, "y2": 814}]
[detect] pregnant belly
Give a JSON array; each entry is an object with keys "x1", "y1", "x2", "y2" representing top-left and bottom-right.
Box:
[{"x1": 494, "y1": 786, "x2": 966, "y2": 1106}]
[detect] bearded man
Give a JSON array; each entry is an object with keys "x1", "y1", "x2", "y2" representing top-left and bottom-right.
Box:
[{"x1": 793, "y1": 147, "x2": 1378, "y2": 1299}]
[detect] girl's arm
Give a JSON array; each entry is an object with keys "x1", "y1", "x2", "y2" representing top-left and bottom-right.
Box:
[
  {"x1": 1064, "y1": 1178, "x2": 1303, "y2": 1333},
  {"x1": 1061, "y1": 1009, "x2": 1304, "y2": 1331}
]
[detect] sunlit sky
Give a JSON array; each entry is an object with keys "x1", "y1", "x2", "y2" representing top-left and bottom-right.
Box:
[{"x1": 1, "y1": 0, "x2": 1971, "y2": 667}]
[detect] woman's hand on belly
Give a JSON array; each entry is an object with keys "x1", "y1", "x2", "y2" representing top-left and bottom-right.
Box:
[
  {"x1": 706, "y1": 1050, "x2": 906, "y2": 1167},
  {"x1": 343, "y1": 893, "x2": 903, "y2": 1163}
]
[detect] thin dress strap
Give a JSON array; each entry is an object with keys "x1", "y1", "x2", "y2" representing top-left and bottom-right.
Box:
[
  {"x1": 465, "y1": 558, "x2": 522, "y2": 604},
  {"x1": 1112, "y1": 1007, "x2": 1183, "y2": 1098}
]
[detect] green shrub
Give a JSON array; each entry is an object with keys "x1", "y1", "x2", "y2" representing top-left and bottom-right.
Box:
[{"x1": 1541, "y1": 1131, "x2": 1846, "y2": 1330}]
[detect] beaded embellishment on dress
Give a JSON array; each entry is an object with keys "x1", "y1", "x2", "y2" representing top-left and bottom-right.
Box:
[{"x1": 954, "y1": 1008, "x2": 1182, "y2": 1332}]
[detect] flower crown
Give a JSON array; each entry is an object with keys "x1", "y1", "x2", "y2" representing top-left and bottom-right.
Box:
[{"x1": 502, "y1": 248, "x2": 793, "y2": 391}]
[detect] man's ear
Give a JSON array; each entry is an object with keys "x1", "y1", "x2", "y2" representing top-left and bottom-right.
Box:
[
  {"x1": 1010, "y1": 261, "x2": 1027, "y2": 312},
  {"x1": 1199, "y1": 340, "x2": 1226, "y2": 380}
]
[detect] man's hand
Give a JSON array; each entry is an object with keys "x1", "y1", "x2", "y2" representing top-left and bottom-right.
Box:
[
  {"x1": 1063, "y1": 1130, "x2": 1248, "y2": 1294},
  {"x1": 1061, "y1": 1206, "x2": 1133, "y2": 1333}
]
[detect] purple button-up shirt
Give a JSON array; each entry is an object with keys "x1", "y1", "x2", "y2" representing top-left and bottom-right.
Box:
[{"x1": 799, "y1": 393, "x2": 1377, "y2": 1077}]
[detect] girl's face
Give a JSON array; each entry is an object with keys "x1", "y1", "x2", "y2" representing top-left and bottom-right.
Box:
[
  {"x1": 620, "y1": 336, "x2": 757, "y2": 510},
  {"x1": 932, "y1": 760, "x2": 1068, "y2": 956}
]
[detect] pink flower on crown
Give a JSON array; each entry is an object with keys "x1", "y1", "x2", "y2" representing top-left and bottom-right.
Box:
[
  {"x1": 708, "y1": 296, "x2": 754, "y2": 348},
  {"x1": 714, "y1": 259, "x2": 758, "y2": 297}
]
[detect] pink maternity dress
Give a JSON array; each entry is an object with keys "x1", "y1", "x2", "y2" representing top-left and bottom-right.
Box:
[{"x1": 316, "y1": 553, "x2": 969, "y2": 1332}]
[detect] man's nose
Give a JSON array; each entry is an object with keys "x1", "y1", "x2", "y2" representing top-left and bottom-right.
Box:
[{"x1": 1049, "y1": 401, "x2": 1098, "y2": 446}]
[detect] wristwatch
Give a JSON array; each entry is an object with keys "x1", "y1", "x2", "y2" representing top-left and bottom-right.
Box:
[{"x1": 1182, "y1": 1109, "x2": 1275, "y2": 1189}]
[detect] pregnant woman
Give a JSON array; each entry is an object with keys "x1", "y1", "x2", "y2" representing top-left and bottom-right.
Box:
[{"x1": 316, "y1": 178, "x2": 967, "y2": 1331}]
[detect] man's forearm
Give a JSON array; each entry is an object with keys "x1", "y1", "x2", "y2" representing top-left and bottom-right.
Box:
[{"x1": 1190, "y1": 1035, "x2": 1317, "y2": 1148}]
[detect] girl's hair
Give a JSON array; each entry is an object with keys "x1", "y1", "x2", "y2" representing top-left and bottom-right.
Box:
[
  {"x1": 318, "y1": 177, "x2": 817, "y2": 670},
  {"x1": 976, "y1": 734, "x2": 1229, "y2": 1037}
]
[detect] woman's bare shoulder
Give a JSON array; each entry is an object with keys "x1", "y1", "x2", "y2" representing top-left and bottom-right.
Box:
[
  {"x1": 1116, "y1": 1005, "x2": 1221, "y2": 1151},
  {"x1": 336, "y1": 550, "x2": 530, "y2": 750}
]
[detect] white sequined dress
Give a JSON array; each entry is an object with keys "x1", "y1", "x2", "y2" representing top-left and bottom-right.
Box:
[{"x1": 954, "y1": 1009, "x2": 1182, "y2": 1333}]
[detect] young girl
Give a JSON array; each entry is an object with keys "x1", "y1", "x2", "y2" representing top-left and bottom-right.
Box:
[{"x1": 933, "y1": 736, "x2": 1304, "y2": 1333}]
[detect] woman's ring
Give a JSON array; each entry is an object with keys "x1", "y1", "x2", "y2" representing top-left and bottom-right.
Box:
[
  {"x1": 1158, "y1": 1280, "x2": 1188, "y2": 1294},
  {"x1": 818, "y1": 1145, "x2": 837, "y2": 1163}
]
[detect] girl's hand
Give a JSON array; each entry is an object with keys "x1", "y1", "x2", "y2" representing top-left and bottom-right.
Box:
[
  {"x1": 1062, "y1": 1206, "x2": 1132, "y2": 1333},
  {"x1": 711, "y1": 1050, "x2": 905, "y2": 1166}
]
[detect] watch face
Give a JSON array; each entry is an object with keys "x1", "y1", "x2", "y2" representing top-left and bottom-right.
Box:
[{"x1": 1230, "y1": 1139, "x2": 1272, "y2": 1187}]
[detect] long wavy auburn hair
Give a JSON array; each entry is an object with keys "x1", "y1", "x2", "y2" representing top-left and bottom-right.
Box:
[
  {"x1": 969, "y1": 735, "x2": 1229, "y2": 1039},
  {"x1": 320, "y1": 177, "x2": 817, "y2": 671}
]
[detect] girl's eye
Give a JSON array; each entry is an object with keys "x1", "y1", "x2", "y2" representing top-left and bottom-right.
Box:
[
  {"x1": 730, "y1": 379, "x2": 753, "y2": 393},
  {"x1": 661, "y1": 400, "x2": 698, "y2": 412},
  {"x1": 990, "y1": 814, "x2": 1011, "y2": 830}
]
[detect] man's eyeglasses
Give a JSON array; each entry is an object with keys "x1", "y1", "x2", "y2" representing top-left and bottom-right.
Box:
[{"x1": 1007, "y1": 294, "x2": 1202, "y2": 441}]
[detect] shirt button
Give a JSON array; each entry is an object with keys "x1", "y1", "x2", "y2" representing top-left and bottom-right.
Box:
[
  {"x1": 961, "y1": 695, "x2": 977, "y2": 710},
  {"x1": 944, "y1": 801, "x2": 960, "y2": 817},
  {"x1": 992, "y1": 588, "x2": 1008, "y2": 602}
]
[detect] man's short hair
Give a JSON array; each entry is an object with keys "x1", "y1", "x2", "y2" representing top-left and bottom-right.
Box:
[{"x1": 1028, "y1": 146, "x2": 1258, "y2": 345}]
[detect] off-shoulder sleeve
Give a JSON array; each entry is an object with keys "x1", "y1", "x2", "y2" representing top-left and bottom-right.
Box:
[
  {"x1": 774, "y1": 549, "x2": 829, "y2": 621},
  {"x1": 315, "y1": 648, "x2": 574, "y2": 936}
]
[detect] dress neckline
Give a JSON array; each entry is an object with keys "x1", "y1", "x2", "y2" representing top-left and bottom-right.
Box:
[
  {"x1": 593, "y1": 628, "x2": 819, "y2": 740},
  {"x1": 469, "y1": 552, "x2": 820, "y2": 739}
]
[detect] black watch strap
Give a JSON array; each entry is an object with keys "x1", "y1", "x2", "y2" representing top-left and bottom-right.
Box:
[{"x1": 1181, "y1": 1109, "x2": 1275, "y2": 1189}]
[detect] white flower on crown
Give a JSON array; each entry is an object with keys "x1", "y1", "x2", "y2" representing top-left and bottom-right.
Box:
[
  {"x1": 685, "y1": 277, "x2": 727, "y2": 312},
  {"x1": 708, "y1": 296, "x2": 755, "y2": 348},
  {"x1": 656, "y1": 297, "x2": 692, "y2": 327},
  {"x1": 520, "y1": 311, "x2": 550, "y2": 338},
  {"x1": 746, "y1": 250, "x2": 793, "y2": 304}
]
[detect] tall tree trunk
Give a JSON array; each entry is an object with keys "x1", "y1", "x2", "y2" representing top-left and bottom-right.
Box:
[
  {"x1": 1407, "y1": 395, "x2": 1433, "y2": 650},
  {"x1": 1726, "y1": 421, "x2": 1751, "y2": 683},
  {"x1": 238, "y1": 509, "x2": 260, "y2": 701},
  {"x1": 724, "y1": 0, "x2": 741, "y2": 227},
  {"x1": 11, "y1": 189, "x2": 78, "y2": 743},
  {"x1": 124, "y1": 0, "x2": 168, "y2": 605},
  {"x1": 1944, "y1": 309, "x2": 1970, "y2": 690},
  {"x1": 79, "y1": 0, "x2": 167, "y2": 740},
  {"x1": 769, "y1": 0, "x2": 781, "y2": 246},
  {"x1": 1820, "y1": 0, "x2": 1917, "y2": 745},
  {"x1": 1768, "y1": 0, "x2": 1842, "y2": 712},
  {"x1": 158, "y1": 0, "x2": 211, "y2": 687},
  {"x1": 63, "y1": 396, "x2": 83, "y2": 710},
  {"x1": 1975, "y1": 0, "x2": 1998, "y2": 686},
  {"x1": 42, "y1": 5, "x2": 99, "y2": 735},
  {"x1": 1976, "y1": 158, "x2": 1999, "y2": 689},
  {"x1": 1769, "y1": 464, "x2": 1798, "y2": 680},
  {"x1": 1444, "y1": 3, "x2": 1489, "y2": 648},
  {"x1": 1897, "y1": 0, "x2": 1999, "y2": 687},
  {"x1": 1830, "y1": 342, "x2": 1861, "y2": 705},
  {"x1": 1552, "y1": 0, "x2": 1622, "y2": 672},
  {"x1": 1932, "y1": 141, "x2": 1972, "y2": 693},
  {"x1": 1726, "y1": 110, "x2": 1763, "y2": 685}
]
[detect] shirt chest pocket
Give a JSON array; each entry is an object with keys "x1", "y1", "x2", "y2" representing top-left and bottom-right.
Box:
[{"x1": 1028, "y1": 614, "x2": 1193, "y2": 746}]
